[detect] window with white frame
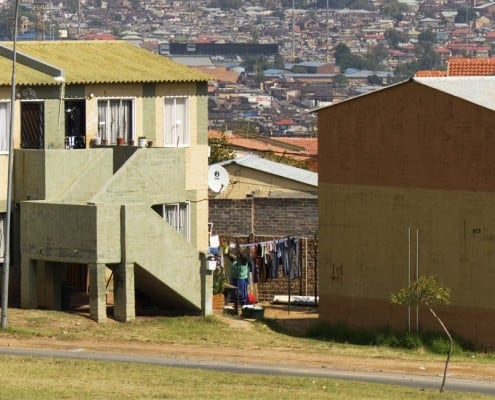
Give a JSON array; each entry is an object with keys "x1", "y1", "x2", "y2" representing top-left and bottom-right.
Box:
[
  {"x1": 97, "y1": 99, "x2": 133, "y2": 144},
  {"x1": 0, "y1": 214, "x2": 5, "y2": 263},
  {"x1": 163, "y1": 97, "x2": 189, "y2": 147},
  {"x1": 0, "y1": 103, "x2": 10, "y2": 153},
  {"x1": 153, "y1": 202, "x2": 190, "y2": 241}
]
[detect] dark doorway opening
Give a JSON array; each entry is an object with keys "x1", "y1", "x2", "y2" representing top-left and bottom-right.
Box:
[
  {"x1": 21, "y1": 101, "x2": 44, "y2": 149},
  {"x1": 65, "y1": 100, "x2": 86, "y2": 149}
]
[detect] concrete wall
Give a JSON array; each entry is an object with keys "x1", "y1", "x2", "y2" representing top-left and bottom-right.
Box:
[
  {"x1": 318, "y1": 80, "x2": 495, "y2": 348},
  {"x1": 20, "y1": 202, "x2": 120, "y2": 263},
  {"x1": 14, "y1": 149, "x2": 114, "y2": 202}
]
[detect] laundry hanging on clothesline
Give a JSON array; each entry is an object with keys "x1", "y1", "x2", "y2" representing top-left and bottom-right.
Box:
[{"x1": 237, "y1": 237, "x2": 302, "y2": 283}]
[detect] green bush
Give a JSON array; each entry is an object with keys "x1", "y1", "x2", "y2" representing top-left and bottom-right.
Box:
[
  {"x1": 306, "y1": 322, "x2": 475, "y2": 354},
  {"x1": 399, "y1": 332, "x2": 423, "y2": 350},
  {"x1": 427, "y1": 336, "x2": 451, "y2": 355}
]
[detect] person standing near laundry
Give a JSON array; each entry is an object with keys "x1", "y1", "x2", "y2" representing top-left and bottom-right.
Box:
[{"x1": 231, "y1": 249, "x2": 249, "y2": 306}]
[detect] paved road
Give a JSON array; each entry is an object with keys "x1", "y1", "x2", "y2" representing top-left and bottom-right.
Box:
[{"x1": 0, "y1": 346, "x2": 494, "y2": 395}]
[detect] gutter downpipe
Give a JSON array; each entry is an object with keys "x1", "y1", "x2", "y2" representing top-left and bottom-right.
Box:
[{"x1": 2, "y1": 0, "x2": 21, "y2": 329}]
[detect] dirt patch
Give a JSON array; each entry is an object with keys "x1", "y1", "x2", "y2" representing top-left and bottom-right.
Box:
[{"x1": 0, "y1": 303, "x2": 493, "y2": 383}]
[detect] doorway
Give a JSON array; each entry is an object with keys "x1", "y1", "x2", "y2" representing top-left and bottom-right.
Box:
[
  {"x1": 21, "y1": 101, "x2": 44, "y2": 149},
  {"x1": 65, "y1": 100, "x2": 86, "y2": 149}
]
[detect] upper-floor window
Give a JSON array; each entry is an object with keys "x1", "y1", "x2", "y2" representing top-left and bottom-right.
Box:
[
  {"x1": 0, "y1": 103, "x2": 10, "y2": 153},
  {"x1": 98, "y1": 99, "x2": 133, "y2": 145},
  {"x1": 164, "y1": 97, "x2": 189, "y2": 147}
]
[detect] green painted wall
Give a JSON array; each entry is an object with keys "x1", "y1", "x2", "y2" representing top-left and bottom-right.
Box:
[
  {"x1": 142, "y1": 84, "x2": 156, "y2": 140},
  {"x1": 14, "y1": 149, "x2": 114, "y2": 202},
  {"x1": 91, "y1": 148, "x2": 187, "y2": 205},
  {"x1": 44, "y1": 99, "x2": 65, "y2": 149}
]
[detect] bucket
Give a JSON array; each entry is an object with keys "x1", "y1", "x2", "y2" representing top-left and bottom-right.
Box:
[
  {"x1": 242, "y1": 305, "x2": 264, "y2": 320},
  {"x1": 206, "y1": 256, "x2": 217, "y2": 271}
]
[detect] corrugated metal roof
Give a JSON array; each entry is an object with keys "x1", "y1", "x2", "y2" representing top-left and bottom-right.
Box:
[
  {"x1": 218, "y1": 154, "x2": 318, "y2": 187},
  {"x1": 0, "y1": 40, "x2": 211, "y2": 86},
  {"x1": 414, "y1": 76, "x2": 495, "y2": 111},
  {"x1": 316, "y1": 76, "x2": 495, "y2": 113}
]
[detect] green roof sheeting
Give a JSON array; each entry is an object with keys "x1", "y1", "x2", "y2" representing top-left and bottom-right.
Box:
[{"x1": 0, "y1": 40, "x2": 211, "y2": 86}]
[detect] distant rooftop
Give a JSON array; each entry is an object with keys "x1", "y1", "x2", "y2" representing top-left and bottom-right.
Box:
[
  {"x1": 415, "y1": 57, "x2": 495, "y2": 78},
  {"x1": 218, "y1": 154, "x2": 318, "y2": 187}
]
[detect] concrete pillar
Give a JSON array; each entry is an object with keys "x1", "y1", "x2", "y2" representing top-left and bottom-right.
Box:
[
  {"x1": 200, "y1": 252, "x2": 213, "y2": 317},
  {"x1": 89, "y1": 263, "x2": 107, "y2": 323},
  {"x1": 113, "y1": 262, "x2": 135, "y2": 322},
  {"x1": 20, "y1": 257, "x2": 38, "y2": 309}
]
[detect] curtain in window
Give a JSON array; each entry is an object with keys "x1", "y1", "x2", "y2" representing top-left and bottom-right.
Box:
[
  {"x1": 165, "y1": 204, "x2": 177, "y2": 229},
  {"x1": 0, "y1": 103, "x2": 10, "y2": 152},
  {"x1": 98, "y1": 100, "x2": 132, "y2": 144},
  {"x1": 164, "y1": 203, "x2": 190, "y2": 241},
  {"x1": 178, "y1": 202, "x2": 189, "y2": 240},
  {"x1": 97, "y1": 102, "x2": 106, "y2": 141},
  {"x1": 0, "y1": 214, "x2": 4, "y2": 262},
  {"x1": 164, "y1": 97, "x2": 189, "y2": 146}
]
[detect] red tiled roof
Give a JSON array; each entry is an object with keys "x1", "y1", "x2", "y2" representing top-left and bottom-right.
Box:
[
  {"x1": 193, "y1": 66, "x2": 239, "y2": 83},
  {"x1": 447, "y1": 57, "x2": 495, "y2": 76},
  {"x1": 208, "y1": 130, "x2": 317, "y2": 171},
  {"x1": 416, "y1": 57, "x2": 495, "y2": 77},
  {"x1": 270, "y1": 137, "x2": 318, "y2": 156},
  {"x1": 451, "y1": 28, "x2": 472, "y2": 35},
  {"x1": 274, "y1": 119, "x2": 296, "y2": 126},
  {"x1": 435, "y1": 47, "x2": 451, "y2": 54},
  {"x1": 415, "y1": 70, "x2": 447, "y2": 77},
  {"x1": 83, "y1": 32, "x2": 118, "y2": 40}
]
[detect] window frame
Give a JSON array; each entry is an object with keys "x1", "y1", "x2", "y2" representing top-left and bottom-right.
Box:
[
  {"x1": 97, "y1": 98, "x2": 135, "y2": 145},
  {"x1": 162, "y1": 202, "x2": 190, "y2": 242},
  {"x1": 0, "y1": 213, "x2": 4, "y2": 263},
  {"x1": 163, "y1": 96, "x2": 190, "y2": 147},
  {"x1": 0, "y1": 102, "x2": 10, "y2": 154}
]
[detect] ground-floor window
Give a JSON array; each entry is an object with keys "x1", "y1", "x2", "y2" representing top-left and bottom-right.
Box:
[
  {"x1": 0, "y1": 214, "x2": 5, "y2": 263},
  {"x1": 153, "y1": 202, "x2": 190, "y2": 241}
]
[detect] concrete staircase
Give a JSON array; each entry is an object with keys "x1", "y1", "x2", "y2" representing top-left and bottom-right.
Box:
[{"x1": 28, "y1": 147, "x2": 203, "y2": 311}]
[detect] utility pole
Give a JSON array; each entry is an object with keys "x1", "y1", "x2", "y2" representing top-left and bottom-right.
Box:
[
  {"x1": 2, "y1": 0, "x2": 21, "y2": 329},
  {"x1": 77, "y1": 0, "x2": 81, "y2": 39},
  {"x1": 326, "y1": 0, "x2": 329, "y2": 63},
  {"x1": 292, "y1": 0, "x2": 295, "y2": 61}
]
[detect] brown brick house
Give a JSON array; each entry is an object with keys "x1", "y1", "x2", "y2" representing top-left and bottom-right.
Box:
[{"x1": 317, "y1": 76, "x2": 495, "y2": 349}]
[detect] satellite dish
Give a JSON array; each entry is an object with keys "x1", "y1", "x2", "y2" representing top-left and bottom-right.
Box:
[{"x1": 208, "y1": 165, "x2": 229, "y2": 193}]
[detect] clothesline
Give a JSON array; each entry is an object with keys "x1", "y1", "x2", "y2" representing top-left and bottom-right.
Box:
[{"x1": 238, "y1": 237, "x2": 290, "y2": 249}]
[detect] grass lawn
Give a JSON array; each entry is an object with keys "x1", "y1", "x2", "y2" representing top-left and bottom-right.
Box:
[
  {"x1": 0, "y1": 307, "x2": 493, "y2": 399},
  {"x1": 0, "y1": 356, "x2": 491, "y2": 400}
]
